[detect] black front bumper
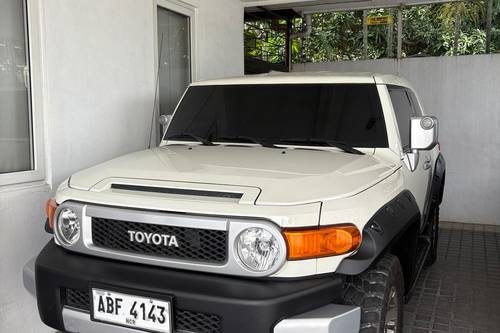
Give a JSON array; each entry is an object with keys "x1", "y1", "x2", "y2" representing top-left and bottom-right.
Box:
[{"x1": 35, "y1": 241, "x2": 344, "y2": 333}]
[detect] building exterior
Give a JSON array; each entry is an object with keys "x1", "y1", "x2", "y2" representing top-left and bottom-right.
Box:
[
  {"x1": 1, "y1": 0, "x2": 499, "y2": 332},
  {"x1": 1, "y1": 1, "x2": 244, "y2": 331}
]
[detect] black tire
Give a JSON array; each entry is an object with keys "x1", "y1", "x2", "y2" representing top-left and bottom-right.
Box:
[
  {"x1": 425, "y1": 205, "x2": 440, "y2": 266},
  {"x1": 342, "y1": 254, "x2": 404, "y2": 333}
]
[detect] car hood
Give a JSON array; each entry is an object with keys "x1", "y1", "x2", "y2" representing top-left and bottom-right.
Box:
[{"x1": 69, "y1": 145, "x2": 398, "y2": 205}]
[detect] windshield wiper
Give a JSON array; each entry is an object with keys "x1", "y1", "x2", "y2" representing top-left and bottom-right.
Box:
[
  {"x1": 278, "y1": 138, "x2": 365, "y2": 155},
  {"x1": 166, "y1": 133, "x2": 214, "y2": 146},
  {"x1": 215, "y1": 136, "x2": 277, "y2": 148}
]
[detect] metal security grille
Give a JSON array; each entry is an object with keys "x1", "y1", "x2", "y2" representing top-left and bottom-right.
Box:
[
  {"x1": 64, "y1": 289, "x2": 222, "y2": 333},
  {"x1": 91, "y1": 218, "x2": 227, "y2": 263}
]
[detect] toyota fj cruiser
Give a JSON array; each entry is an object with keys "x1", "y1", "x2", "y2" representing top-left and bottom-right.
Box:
[{"x1": 23, "y1": 72, "x2": 446, "y2": 333}]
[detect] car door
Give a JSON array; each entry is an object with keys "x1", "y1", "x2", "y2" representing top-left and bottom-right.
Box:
[
  {"x1": 407, "y1": 89, "x2": 435, "y2": 220},
  {"x1": 388, "y1": 86, "x2": 432, "y2": 222}
]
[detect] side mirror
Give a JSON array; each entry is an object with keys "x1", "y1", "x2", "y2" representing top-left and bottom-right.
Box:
[
  {"x1": 410, "y1": 116, "x2": 438, "y2": 150},
  {"x1": 159, "y1": 114, "x2": 172, "y2": 136}
]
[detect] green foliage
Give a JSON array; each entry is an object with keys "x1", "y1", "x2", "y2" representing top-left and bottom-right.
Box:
[
  {"x1": 438, "y1": 0, "x2": 485, "y2": 30},
  {"x1": 441, "y1": 29, "x2": 486, "y2": 55},
  {"x1": 295, "y1": 11, "x2": 364, "y2": 62},
  {"x1": 245, "y1": 21, "x2": 288, "y2": 64},
  {"x1": 244, "y1": 0, "x2": 500, "y2": 64}
]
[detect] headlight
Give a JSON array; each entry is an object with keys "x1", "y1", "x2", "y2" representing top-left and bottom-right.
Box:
[
  {"x1": 236, "y1": 227, "x2": 282, "y2": 272},
  {"x1": 57, "y1": 208, "x2": 80, "y2": 245}
]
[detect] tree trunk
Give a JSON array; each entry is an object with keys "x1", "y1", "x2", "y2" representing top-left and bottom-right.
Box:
[
  {"x1": 453, "y1": 12, "x2": 461, "y2": 56},
  {"x1": 485, "y1": 0, "x2": 493, "y2": 53}
]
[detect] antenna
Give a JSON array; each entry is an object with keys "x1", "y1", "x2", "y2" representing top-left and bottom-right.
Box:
[{"x1": 148, "y1": 32, "x2": 165, "y2": 149}]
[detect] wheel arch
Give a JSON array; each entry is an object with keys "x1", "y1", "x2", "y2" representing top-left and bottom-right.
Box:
[
  {"x1": 432, "y1": 153, "x2": 446, "y2": 205},
  {"x1": 336, "y1": 190, "x2": 420, "y2": 279}
]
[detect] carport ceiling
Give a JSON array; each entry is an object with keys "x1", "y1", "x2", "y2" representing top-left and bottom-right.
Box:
[{"x1": 243, "y1": 0, "x2": 456, "y2": 14}]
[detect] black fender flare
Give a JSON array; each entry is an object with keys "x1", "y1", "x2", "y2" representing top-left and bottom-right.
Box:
[
  {"x1": 336, "y1": 190, "x2": 420, "y2": 275},
  {"x1": 431, "y1": 153, "x2": 446, "y2": 206},
  {"x1": 422, "y1": 153, "x2": 446, "y2": 225}
]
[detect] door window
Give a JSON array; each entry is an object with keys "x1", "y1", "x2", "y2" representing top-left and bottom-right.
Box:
[
  {"x1": 157, "y1": 6, "x2": 191, "y2": 117},
  {"x1": 407, "y1": 90, "x2": 423, "y2": 116},
  {"x1": 0, "y1": 0, "x2": 33, "y2": 174},
  {"x1": 388, "y1": 86, "x2": 414, "y2": 151}
]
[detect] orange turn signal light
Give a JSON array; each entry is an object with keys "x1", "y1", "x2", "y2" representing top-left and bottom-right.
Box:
[
  {"x1": 284, "y1": 225, "x2": 361, "y2": 260},
  {"x1": 45, "y1": 198, "x2": 58, "y2": 231}
]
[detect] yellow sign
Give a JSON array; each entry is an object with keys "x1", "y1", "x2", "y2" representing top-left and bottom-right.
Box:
[{"x1": 367, "y1": 15, "x2": 393, "y2": 26}]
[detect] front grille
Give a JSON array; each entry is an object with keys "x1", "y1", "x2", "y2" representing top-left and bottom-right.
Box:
[
  {"x1": 64, "y1": 288, "x2": 222, "y2": 333},
  {"x1": 91, "y1": 217, "x2": 227, "y2": 263},
  {"x1": 65, "y1": 289, "x2": 90, "y2": 311},
  {"x1": 176, "y1": 310, "x2": 222, "y2": 333}
]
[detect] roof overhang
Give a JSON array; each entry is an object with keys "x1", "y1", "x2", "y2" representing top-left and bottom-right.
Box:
[{"x1": 243, "y1": 0, "x2": 457, "y2": 14}]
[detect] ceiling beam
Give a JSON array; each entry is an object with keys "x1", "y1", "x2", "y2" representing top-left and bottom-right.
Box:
[{"x1": 243, "y1": 0, "x2": 459, "y2": 14}]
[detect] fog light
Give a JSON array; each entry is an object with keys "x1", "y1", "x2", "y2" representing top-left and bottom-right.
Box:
[
  {"x1": 57, "y1": 208, "x2": 80, "y2": 245},
  {"x1": 236, "y1": 227, "x2": 281, "y2": 272}
]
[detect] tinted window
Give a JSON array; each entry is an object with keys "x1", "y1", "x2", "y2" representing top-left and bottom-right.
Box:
[
  {"x1": 388, "y1": 87, "x2": 414, "y2": 150},
  {"x1": 166, "y1": 84, "x2": 388, "y2": 148},
  {"x1": 407, "y1": 90, "x2": 423, "y2": 116}
]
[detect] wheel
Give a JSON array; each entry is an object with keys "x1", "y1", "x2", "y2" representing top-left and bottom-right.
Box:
[
  {"x1": 425, "y1": 205, "x2": 440, "y2": 266},
  {"x1": 342, "y1": 254, "x2": 404, "y2": 333}
]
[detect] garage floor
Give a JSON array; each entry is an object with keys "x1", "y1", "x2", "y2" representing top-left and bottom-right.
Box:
[{"x1": 403, "y1": 222, "x2": 500, "y2": 333}]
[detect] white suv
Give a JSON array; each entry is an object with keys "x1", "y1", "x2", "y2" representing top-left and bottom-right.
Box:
[{"x1": 24, "y1": 72, "x2": 446, "y2": 333}]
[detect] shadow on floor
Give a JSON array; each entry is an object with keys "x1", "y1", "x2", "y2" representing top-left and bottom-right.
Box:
[{"x1": 403, "y1": 222, "x2": 500, "y2": 333}]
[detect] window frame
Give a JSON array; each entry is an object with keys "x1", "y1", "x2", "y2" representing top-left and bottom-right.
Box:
[
  {"x1": 152, "y1": 0, "x2": 197, "y2": 144},
  {"x1": 0, "y1": 0, "x2": 46, "y2": 187},
  {"x1": 387, "y1": 85, "x2": 416, "y2": 154}
]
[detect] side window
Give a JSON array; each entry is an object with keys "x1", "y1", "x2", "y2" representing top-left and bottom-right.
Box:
[
  {"x1": 407, "y1": 90, "x2": 423, "y2": 116},
  {"x1": 0, "y1": 0, "x2": 46, "y2": 186},
  {"x1": 388, "y1": 86, "x2": 414, "y2": 151}
]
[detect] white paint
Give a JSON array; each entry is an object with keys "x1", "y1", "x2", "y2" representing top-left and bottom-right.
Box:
[
  {"x1": 1, "y1": 0, "x2": 243, "y2": 331},
  {"x1": 0, "y1": 184, "x2": 52, "y2": 333},
  {"x1": 294, "y1": 54, "x2": 500, "y2": 225}
]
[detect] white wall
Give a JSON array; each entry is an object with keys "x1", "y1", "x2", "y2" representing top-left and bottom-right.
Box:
[
  {"x1": 0, "y1": 1, "x2": 244, "y2": 332},
  {"x1": 294, "y1": 55, "x2": 500, "y2": 225}
]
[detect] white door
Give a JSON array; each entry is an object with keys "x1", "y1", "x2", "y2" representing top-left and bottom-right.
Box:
[{"x1": 388, "y1": 87, "x2": 432, "y2": 219}]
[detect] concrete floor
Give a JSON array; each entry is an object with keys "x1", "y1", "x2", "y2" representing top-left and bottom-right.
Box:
[{"x1": 403, "y1": 222, "x2": 500, "y2": 333}]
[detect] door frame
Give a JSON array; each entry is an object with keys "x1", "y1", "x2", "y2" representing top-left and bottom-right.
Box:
[
  {"x1": 154, "y1": 0, "x2": 198, "y2": 82},
  {"x1": 152, "y1": 0, "x2": 197, "y2": 143}
]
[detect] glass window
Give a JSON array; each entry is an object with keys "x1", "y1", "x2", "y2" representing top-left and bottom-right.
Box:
[
  {"x1": 157, "y1": 6, "x2": 191, "y2": 117},
  {"x1": 0, "y1": 0, "x2": 32, "y2": 174},
  {"x1": 388, "y1": 86, "x2": 414, "y2": 150},
  {"x1": 166, "y1": 84, "x2": 388, "y2": 148},
  {"x1": 407, "y1": 90, "x2": 423, "y2": 116}
]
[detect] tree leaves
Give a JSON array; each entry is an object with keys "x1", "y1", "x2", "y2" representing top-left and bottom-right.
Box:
[{"x1": 244, "y1": 1, "x2": 500, "y2": 65}]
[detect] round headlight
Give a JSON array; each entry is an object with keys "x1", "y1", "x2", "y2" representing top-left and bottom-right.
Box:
[
  {"x1": 236, "y1": 227, "x2": 282, "y2": 272},
  {"x1": 57, "y1": 208, "x2": 80, "y2": 245}
]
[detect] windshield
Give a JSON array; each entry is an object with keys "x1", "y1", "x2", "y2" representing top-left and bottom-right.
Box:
[{"x1": 164, "y1": 84, "x2": 388, "y2": 148}]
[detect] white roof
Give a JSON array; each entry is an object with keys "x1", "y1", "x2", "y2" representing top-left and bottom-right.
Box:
[{"x1": 191, "y1": 71, "x2": 413, "y2": 88}]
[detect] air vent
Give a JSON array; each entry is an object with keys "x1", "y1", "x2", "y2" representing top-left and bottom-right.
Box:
[{"x1": 111, "y1": 184, "x2": 243, "y2": 199}]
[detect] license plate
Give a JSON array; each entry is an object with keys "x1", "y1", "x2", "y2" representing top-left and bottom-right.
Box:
[{"x1": 91, "y1": 288, "x2": 172, "y2": 333}]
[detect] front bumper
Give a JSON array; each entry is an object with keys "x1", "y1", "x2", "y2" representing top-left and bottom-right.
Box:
[{"x1": 25, "y1": 241, "x2": 360, "y2": 333}]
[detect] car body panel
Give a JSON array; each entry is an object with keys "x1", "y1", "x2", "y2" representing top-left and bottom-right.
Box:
[
  {"x1": 69, "y1": 145, "x2": 399, "y2": 206},
  {"x1": 51, "y1": 72, "x2": 442, "y2": 278}
]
